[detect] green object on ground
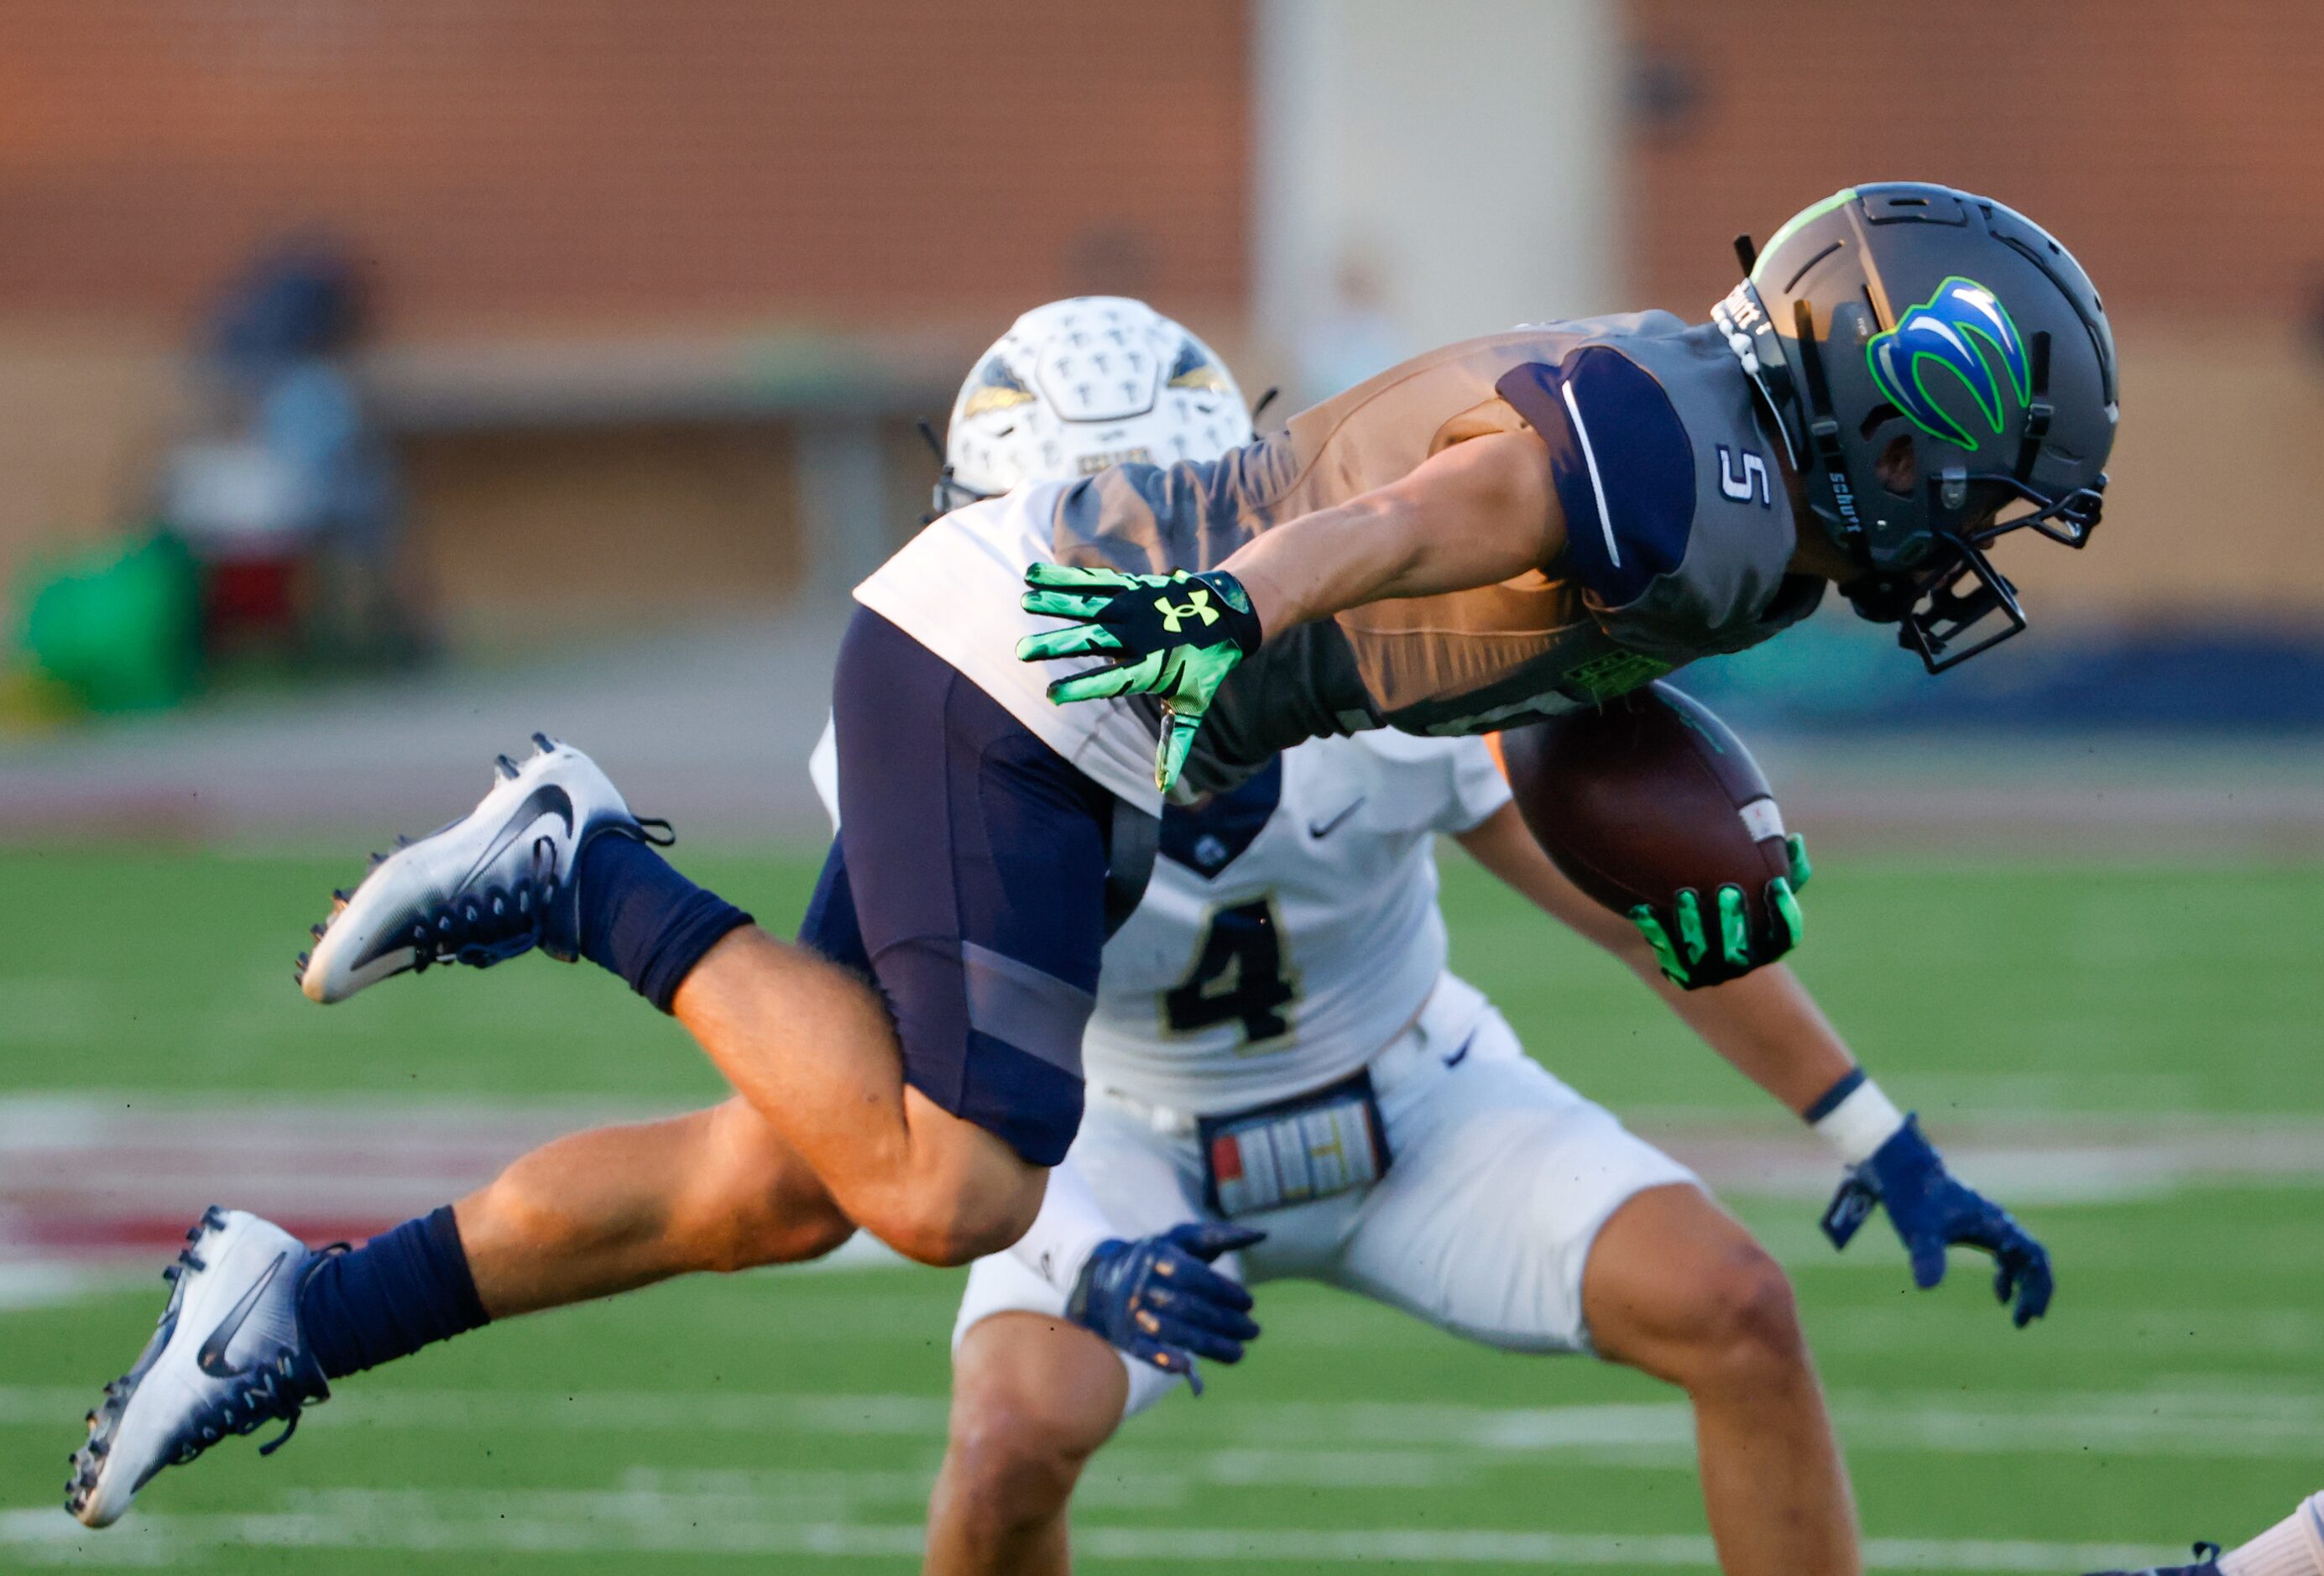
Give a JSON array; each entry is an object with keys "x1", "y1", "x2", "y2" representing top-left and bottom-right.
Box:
[{"x1": 18, "y1": 530, "x2": 201, "y2": 712}]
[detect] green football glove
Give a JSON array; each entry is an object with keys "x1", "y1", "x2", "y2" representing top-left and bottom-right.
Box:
[
  {"x1": 1016, "y1": 563, "x2": 1263, "y2": 792},
  {"x1": 1630, "y1": 834, "x2": 1811, "y2": 990}
]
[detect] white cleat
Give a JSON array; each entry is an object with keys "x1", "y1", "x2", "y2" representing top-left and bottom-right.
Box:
[
  {"x1": 67, "y1": 1208, "x2": 331, "y2": 1528},
  {"x1": 297, "y1": 733, "x2": 661, "y2": 1005}
]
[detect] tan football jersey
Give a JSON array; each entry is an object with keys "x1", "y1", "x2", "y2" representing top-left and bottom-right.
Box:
[{"x1": 1041, "y1": 311, "x2": 1825, "y2": 791}]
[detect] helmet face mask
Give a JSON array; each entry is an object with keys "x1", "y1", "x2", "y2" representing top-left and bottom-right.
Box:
[
  {"x1": 1713, "y1": 183, "x2": 2118, "y2": 671},
  {"x1": 932, "y1": 296, "x2": 1256, "y2": 517},
  {"x1": 929, "y1": 470, "x2": 990, "y2": 518}
]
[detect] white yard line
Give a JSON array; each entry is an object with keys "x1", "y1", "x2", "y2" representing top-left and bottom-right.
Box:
[
  {"x1": 0, "y1": 1499, "x2": 2172, "y2": 1570},
  {"x1": 5, "y1": 1383, "x2": 2321, "y2": 1460}
]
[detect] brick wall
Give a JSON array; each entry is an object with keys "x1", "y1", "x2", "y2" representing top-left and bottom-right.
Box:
[
  {"x1": 0, "y1": 2, "x2": 1251, "y2": 622},
  {"x1": 1624, "y1": 0, "x2": 2324, "y2": 326},
  {"x1": 0, "y1": 0, "x2": 1251, "y2": 328}
]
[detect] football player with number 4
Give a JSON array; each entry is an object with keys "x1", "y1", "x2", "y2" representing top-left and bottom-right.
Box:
[{"x1": 813, "y1": 308, "x2": 2045, "y2": 1576}]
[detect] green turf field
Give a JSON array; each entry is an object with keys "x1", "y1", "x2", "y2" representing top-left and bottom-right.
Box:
[{"x1": 4, "y1": 846, "x2": 2321, "y2": 1571}]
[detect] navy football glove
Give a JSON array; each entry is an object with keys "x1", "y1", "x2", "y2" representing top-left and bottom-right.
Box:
[
  {"x1": 1821, "y1": 1114, "x2": 2054, "y2": 1327},
  {"x1": 1066, "y1": 1221, "x2": 1264, "y2": 1395}
]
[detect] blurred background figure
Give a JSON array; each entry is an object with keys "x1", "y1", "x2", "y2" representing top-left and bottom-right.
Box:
[{"x1": 167, "y1": 237, "x2": 420, "y2": 667}]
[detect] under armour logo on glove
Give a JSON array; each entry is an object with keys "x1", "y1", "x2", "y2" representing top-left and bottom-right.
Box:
[
  {"x1": 1017, "y1": 563, "x2": 1264, "y2": 793},
  {"x1": 1154, "y1": 591, "x2": 1221, "y2": 633}
]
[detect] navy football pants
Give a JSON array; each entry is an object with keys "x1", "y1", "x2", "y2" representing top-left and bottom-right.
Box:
[{"x1": 798, "y1": 610, "x2": 1113, "y2": 1166}]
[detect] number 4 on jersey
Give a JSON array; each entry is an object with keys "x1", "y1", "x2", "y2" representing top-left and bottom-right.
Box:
[{"x1": 1164, "y1": 898, "x2": 1298, "y2": 1044}]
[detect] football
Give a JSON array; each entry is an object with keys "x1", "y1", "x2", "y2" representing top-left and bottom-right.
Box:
[{"x1": 1495, "y1": 681, "x2": 1794, "y2": 922}]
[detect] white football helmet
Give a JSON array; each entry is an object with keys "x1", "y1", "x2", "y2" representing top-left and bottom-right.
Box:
[{"x1": 935, "y1": 296, "x2": 1254, "y2": 514}]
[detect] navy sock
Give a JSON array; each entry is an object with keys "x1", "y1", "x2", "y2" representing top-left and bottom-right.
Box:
[
  {"x1": 297, "y1": 1206, "x2": 489, "y2": 1381},
  {"x1": 577, "y1": 834, "x2": 753, "y2": 1013}
]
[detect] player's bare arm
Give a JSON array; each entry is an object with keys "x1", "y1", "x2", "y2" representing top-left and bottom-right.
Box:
[
  {"x1": 1019, "y1": 429, "x2": 1565, "y2": 790},
  {"x1": 1217, "y1": 426, "x2": 1564, "y2": 634},
  {"x1": 1452, "y1": 792, "x2": 2051, "y2": 1328},
  {"x1": 1453, "y1": 801, "x2": 1854, "y2": 1112}
]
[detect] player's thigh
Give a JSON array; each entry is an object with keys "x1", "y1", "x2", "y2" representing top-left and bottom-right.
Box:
[
  {"x1": 1331, "y1": 1020, "x2": 1698, "y2": 1352},
  {"x1": 895, "y1": 1083, "x2": 1053, "y2": 1260},
  {"x1": 824, "y1": 608, "x2": 1115, "y2": 1170}
]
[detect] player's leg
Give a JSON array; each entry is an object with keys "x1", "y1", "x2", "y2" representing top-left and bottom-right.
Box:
[
  {"x1": 307, "y1": 1099, "x2": 854, "y2": 1384},
  {"x1": 924, "y1": 1312, "x2": 1129, "y2": 1576},
  {"x1": 923, "y1": 1098, "x2": 1208, "y2": 1575},
  {"x1": 698, "y1": 607, "x2": 1114, "y2": 1265},
  {"x1": 315, "y1": 817, "x2": 1035, "y2": 1267},
  {"x1": 451, "y1": 1095, "x2": 854, "y2": 1313},
  {"x1": 297, "y1": 606, "x2": 1115, "y2": 1267},
  {"x1": 66, "y1": 1097, "x2": 853, "y2": 1526},
  {"x1": 666, "y1": 926, "x2": 1042, "y2": 1266},
  {"x1": 1580, "y1": 1187, "x2": 1856, "y2": 1576},
  {"x1": 1327, "y1": 1000, "x2": 1857, "y2": 1576}
]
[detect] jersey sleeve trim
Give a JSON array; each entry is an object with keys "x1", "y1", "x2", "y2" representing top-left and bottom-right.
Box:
[{"x1": 1495, "y1": 351, "x2": 1697, "y2": 608}]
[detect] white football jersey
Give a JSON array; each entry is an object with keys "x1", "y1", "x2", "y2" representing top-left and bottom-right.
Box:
[
  {"x1": 854, "y1": 481, "x2": 1164, "y2": 813},
  {"x1": 1084, "y1": 728, "x2": 1509, "y2": 1114}
]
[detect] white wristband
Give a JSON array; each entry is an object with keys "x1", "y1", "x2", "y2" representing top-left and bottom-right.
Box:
[
  {"x1": 1813, "y1": 1078, "x2": 1907, "y2": 1167},
  {"x1": 1006, "y1": 1158, "x2": 1119, "y2": 1299}
]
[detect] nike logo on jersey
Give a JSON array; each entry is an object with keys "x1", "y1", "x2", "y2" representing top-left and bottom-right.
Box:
[
  {"x1": 459, "y1": 785, "x2": 575, "y2": 892},
  {"x1": 1306, "y1": 798, "x2": 1365, "y2": 839},
  {"x1": 196, "y1": 1253, "x2": 286, "y2": 1378}
]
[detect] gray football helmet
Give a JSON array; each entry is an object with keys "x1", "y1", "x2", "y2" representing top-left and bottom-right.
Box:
[{"x1": 1714, "y1": 183, "x2": 2118, "y2": 669}]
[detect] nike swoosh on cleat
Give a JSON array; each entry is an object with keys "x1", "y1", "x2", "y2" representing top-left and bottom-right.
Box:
[
  {"x1": 196, "y1": 1254, "x2": 285, "y2": 1379},
  {"x1": 1306, "y1": 797, "x2": 1365, "y2": 839},
  {"x1": 348, "y1": 783, "x2": 578, "y2": 972},
  {"x1": 457, "y1": 784, "x2": 576, "y2": 893}
]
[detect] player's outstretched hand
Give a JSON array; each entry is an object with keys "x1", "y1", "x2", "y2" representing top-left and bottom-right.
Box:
[
  {"x1": 1066, "y1": 1221, "x2": 1265, "y2": 1396},
  {"x1": 1820, "y1": 1114, "x2": 2055, "y2": 1328},
  {"x1": 1629, "y1": 834, "x2": 1811, "y2": 989},
  {"x1": 1016, "y1": 563, "x2": 1264, "y2": 792}
]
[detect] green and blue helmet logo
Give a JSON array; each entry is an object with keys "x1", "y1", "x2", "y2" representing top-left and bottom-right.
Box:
[{"x1": 1866, "y1": 277, "x2": 2030, "y2": 451}]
